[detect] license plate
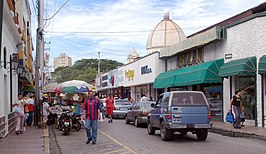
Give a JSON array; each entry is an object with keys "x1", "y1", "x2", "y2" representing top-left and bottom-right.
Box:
[
  {"x1": 64, "y1": 122, "x2": 70, "y2": 125},
  {"x1": 120, "y1": 108, "x2": 128, "y2": 111}
]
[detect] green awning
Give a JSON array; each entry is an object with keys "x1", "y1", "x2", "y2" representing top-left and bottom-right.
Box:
[
  {"x1": 153, "y1": 70, "x2": 177, "y2": 88},
  {"x1": 154, "y1": 59, "x2": 224, "y2": 88},
  {"x1": 23, "y1": 85, "x2": 35, "y2": 93},
  {"x1": 259, "y1": 55, "x2": 266, "y2": 74},
  {"x1": 219, "y1": 56, "x2": 256, "y2": 77}
]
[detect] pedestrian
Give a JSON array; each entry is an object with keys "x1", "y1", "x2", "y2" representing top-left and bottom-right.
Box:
[
  {"x1": 13, "y1": 94, "x2": 27, "y2": 135},
  {"x1": 140, "y1": 93, "x2": 149, "y2": 101},
  {"x1": 128, "y1": 96, "x2": 134, "y2": 104},
  {"x1": 42, "y1": 97, "x2": 50, "y2": 123},
  {"x1": 26, "y1": 94, "x2": 35, "y2": 126},
  {"x1": 83, "y1": 90, "x2": 101, "y2": 144},
  {"x1": 230, "y1": 89, "x2": 243, "y2": 129},
  {"x1": 106, "y1": 94, "x2": 115, "y2": 123}
]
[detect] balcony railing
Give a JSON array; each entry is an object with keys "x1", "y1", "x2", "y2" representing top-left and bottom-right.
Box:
[
  {"x1": 13, "y1": 12, "x2": 19, "y2": 25},
  {"x1": 7, "y1": 0, "x2": 15, "y2": 12}
]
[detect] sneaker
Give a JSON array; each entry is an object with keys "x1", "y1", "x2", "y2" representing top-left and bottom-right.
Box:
[
  {"x1": 92, "y1": 142, "x2": 96, "y2": 145},
  {"x1": 16, "y1": 131, "x2": 20, "y2": 135},
  {"x1": 20, "y1": 131, "x2": 23, "y2": 134},
  {"x1": 86, "y1": 139, "x2": 91, "y2": 144},
  {"x1": 111, "y1": 119, "x2": 113, "y2": 123}
]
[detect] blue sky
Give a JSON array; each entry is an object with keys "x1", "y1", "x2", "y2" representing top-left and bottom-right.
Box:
[{"x1": 29, "y1": 0, "x2": 265, "y2": 67}]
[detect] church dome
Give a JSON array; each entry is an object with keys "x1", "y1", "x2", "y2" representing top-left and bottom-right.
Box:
[
  {"x1": 127, "y1": 47, "x2": 139, "y2": 63},
  {"x1": 146, "y1": 12, "x2": 186, "y2": 53}
]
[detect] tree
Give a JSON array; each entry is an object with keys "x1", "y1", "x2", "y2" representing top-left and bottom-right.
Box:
[{"x1": 52, "y1": 58, "x2": 123, "y2": 83}]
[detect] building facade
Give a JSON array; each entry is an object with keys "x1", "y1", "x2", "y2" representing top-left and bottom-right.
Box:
[
  {"x1": 0, "y1": 0, "x2": 34, "y2": 139},
  {"x1": 157, "y1": 3, "x2": 266, "y2": 127},
  {"x1": 54, "y1": 53, "x2": 72, "y2": 69}
]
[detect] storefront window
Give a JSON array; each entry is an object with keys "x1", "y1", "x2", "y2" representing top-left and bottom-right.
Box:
[{"x1": 236, "y1": 76, "x2": 256, "y2": 120}]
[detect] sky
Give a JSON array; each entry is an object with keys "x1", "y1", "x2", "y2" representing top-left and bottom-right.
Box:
[{"x1": 29, "y1": 0, "x2": 265, "y2": 67}]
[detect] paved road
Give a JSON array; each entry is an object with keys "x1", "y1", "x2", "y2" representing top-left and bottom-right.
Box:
[{"x1": 52, "y1": 119, "x2": 266, "y2": 154}]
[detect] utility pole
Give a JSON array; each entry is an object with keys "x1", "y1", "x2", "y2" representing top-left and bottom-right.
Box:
[
  {"x1": 98, "y1": 51, "x2": 101, "y2": 74},
  {"x1": 34, "y1": 0, "x2": 44, "y2": 125}
]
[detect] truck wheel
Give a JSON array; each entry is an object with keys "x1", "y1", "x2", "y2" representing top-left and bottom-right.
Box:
[
  {"x1": 160, "y1": 122, "x2": 173, "y2": 141},
  {"x1": 125, "y1": 117, "x2": 130, "y2": 124},
  {"x1": 147, "y1": 120, "x2": 155, "y2": 135},
  {"x1": 196, "y1": 129, "x2": 208, "y2": 141},
  {"x1": 134, "y1": 118, "x2": 140, "y2": 127}
]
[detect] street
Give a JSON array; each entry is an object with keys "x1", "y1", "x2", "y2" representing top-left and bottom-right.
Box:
[{"x1": 51, "y1": 119, "x2": 266, "y2": 154}]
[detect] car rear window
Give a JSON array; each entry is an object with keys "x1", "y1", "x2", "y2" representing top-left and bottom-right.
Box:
[
  {"x1": 140, "y1": 102, "x2": 153, "y2": 110},
  {"x1": 172, "y1": 93, "x2": 207, "y2": 106}
]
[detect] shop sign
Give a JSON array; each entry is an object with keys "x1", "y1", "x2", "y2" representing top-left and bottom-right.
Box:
[
  {"x1": 141, "y1": 65, "x2": 152, "y2": 75},
  {"x1": 102, "y1": 75, "x2": 108, "y2": 81},
  {"x1": 102, "y1": 81, "x2": 108, "y2": 87},
  {"x1": 125, "y1": 70, "x2": 134, "y2": 81}
]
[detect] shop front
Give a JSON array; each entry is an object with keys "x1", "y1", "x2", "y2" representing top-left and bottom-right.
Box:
[
  {"x1": 123, "y1": 52, "x2": 165, "y2": 102},
  {"x1": 154, "y1": 59, "x2": 224, "y2": 120},
  {"x1": 219, "y1": 56, "x2": 257, "y2": 125}
]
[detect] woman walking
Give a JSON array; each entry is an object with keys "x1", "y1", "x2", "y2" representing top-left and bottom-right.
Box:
[
  {"x1": 106, "y1": 94, "x2": 114, "y2": 123},
  {"x1": 230, "y1": 89, "x2": 243, "y2": 129}
]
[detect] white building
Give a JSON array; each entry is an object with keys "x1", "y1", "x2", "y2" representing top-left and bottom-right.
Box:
[
  {"x1": 157, "y1": 2, "x2": 266, "y2": 127},
  {"x1": 54, "y1": 53, "x2": 72, "y2": 69},
  {"x1": 0, "y1": 0, "x2": 23, "y2": 139}
]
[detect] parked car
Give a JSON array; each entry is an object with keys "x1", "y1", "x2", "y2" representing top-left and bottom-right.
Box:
[
  {"x1": 147, "y1": 91, "x2": 212, "y2": 141},
  {"x1": 207, "y1": 98, "x2": 223, "y2": 121},
  {"x1": 125, "y1": 101, "x2": 154, "y2": 127},
  {"x1": 112, "y1": 99, "x2": 132, "y2": 118}
]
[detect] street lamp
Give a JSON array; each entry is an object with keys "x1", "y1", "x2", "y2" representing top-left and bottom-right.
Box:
[{"x1": 0, "y1": 53, "x2": 19, "y2": 70}]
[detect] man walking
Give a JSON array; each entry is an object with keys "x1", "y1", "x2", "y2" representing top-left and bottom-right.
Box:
[
  {"x1": 26, "y1": 94, "x2": 35, "y2": 126},
  {"x1": 83, "y1": 91, "x2": 101, "y2": 144}
]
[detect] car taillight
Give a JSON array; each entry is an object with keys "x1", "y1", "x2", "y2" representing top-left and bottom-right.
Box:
[
  {"x1": 208, "y1": 111, "x2": 212, "y2": 119},
  {"x1": 64, "y1": 119, "x2": 70, "y2": 122},
  {"x1": 167, "y1": 111, "x2": 172, "y2": 119}
]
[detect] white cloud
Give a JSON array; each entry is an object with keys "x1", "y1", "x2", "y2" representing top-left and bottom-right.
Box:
[{"x1": 30, "y1": 0, "x2": 265, "y2": 65}]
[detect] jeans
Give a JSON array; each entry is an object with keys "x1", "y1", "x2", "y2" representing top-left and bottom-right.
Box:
[
  {"x1": 85, "y1": 119, "x2": 98, "y2": 142},
  {"x1": 26, "y1": 112, "x2": 33, "y2": 126},
  {"x1": 233, "y1": 106, "x2": 241, "y2": 127}
]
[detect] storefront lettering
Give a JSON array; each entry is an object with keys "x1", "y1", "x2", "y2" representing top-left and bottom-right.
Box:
[
  {"x1": 141, "y1": 65, "x2": 152, "y2": 75},
  {"x1": 102, "y1": 81, "x2": 108, "y2": 87},
  {"x1": 125, "y1": 70, "x2": 134, "y2": 81}
]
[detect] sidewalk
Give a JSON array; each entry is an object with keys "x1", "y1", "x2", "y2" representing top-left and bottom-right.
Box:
[
  {"x1": 0, "y1": 126, "x2": 47, "y2": 154},
  {"x1": 211, "y1": 121, "x2": 266, "y2": 141}
]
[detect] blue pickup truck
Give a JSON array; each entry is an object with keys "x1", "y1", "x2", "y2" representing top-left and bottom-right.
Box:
[{"x1": 147, "y1": 91, "x2": 212, "y2": 141}]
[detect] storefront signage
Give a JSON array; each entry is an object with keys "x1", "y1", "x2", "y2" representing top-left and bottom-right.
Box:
[
  {"x1": 102, "y1": 75, "x2": 108, "y2": 81},
  {"x1": 102, "y1": 81, "x2": 108, "y2": 87},
  {"x1": 141, "y1": 65, "x2": 152, "y2": 75},
  {"x1": 125, "y1": 70, "x2": 134, "y2": 81}
]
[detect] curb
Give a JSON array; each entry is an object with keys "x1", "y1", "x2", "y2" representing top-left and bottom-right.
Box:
[
  {"x1": 44, "y1": 127, "x2": 50, "y2": 154},
  {"x1": 210, "y1": 127, "x2": 266, "y2": 141}
]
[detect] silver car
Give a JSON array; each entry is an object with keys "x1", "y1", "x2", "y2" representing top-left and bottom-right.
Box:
[{"x1": 112, "y1": 99, "x2": 132, "y2": 118}]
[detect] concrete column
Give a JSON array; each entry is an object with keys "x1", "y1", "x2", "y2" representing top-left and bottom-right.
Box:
[
  {"x1": 256, "y1": 74, "x2": 263, "y2": 127},
  {"x1": 223, "y1": 78, "x2": 231, "y2": 122}
]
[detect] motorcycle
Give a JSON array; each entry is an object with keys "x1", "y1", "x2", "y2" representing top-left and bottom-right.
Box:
[
  {"x1": 71, "y1": 113, "x2": 83, "y2": 131},
  {"x1": 58, "y1": 109, "x2": 72, "y2": 135}
]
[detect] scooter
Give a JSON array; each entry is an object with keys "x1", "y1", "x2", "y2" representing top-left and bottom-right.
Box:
[
  {"x1": 71, "y1": 113, "x2": 83, "y2": 131},
  {"x1": 58, "y1": 109, "x2": 72, "y2": 135}
]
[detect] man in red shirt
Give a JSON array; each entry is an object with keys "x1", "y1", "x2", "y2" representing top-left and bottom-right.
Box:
[
  {"x1": 106, "y1": 94, "x2": 114, "y2": 123},
  {"x1": 83, "y1": 91, "x2": 101, "y2": 144}
]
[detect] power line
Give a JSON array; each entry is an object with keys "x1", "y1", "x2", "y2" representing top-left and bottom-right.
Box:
[{"x1": 44, "y1": 0, "x2": 70, "y2": 21}]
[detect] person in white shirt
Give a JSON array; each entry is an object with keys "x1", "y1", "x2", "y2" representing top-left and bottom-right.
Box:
[
  {"x1": 140, "y1": 94, "x2": 149, "y2": 101},
  {"x1": 13, "y1": 94, "x2": 27, "y2": 135},
  {"x1": 42, "y1": 98, "x2": 50, "y2": 123}
]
